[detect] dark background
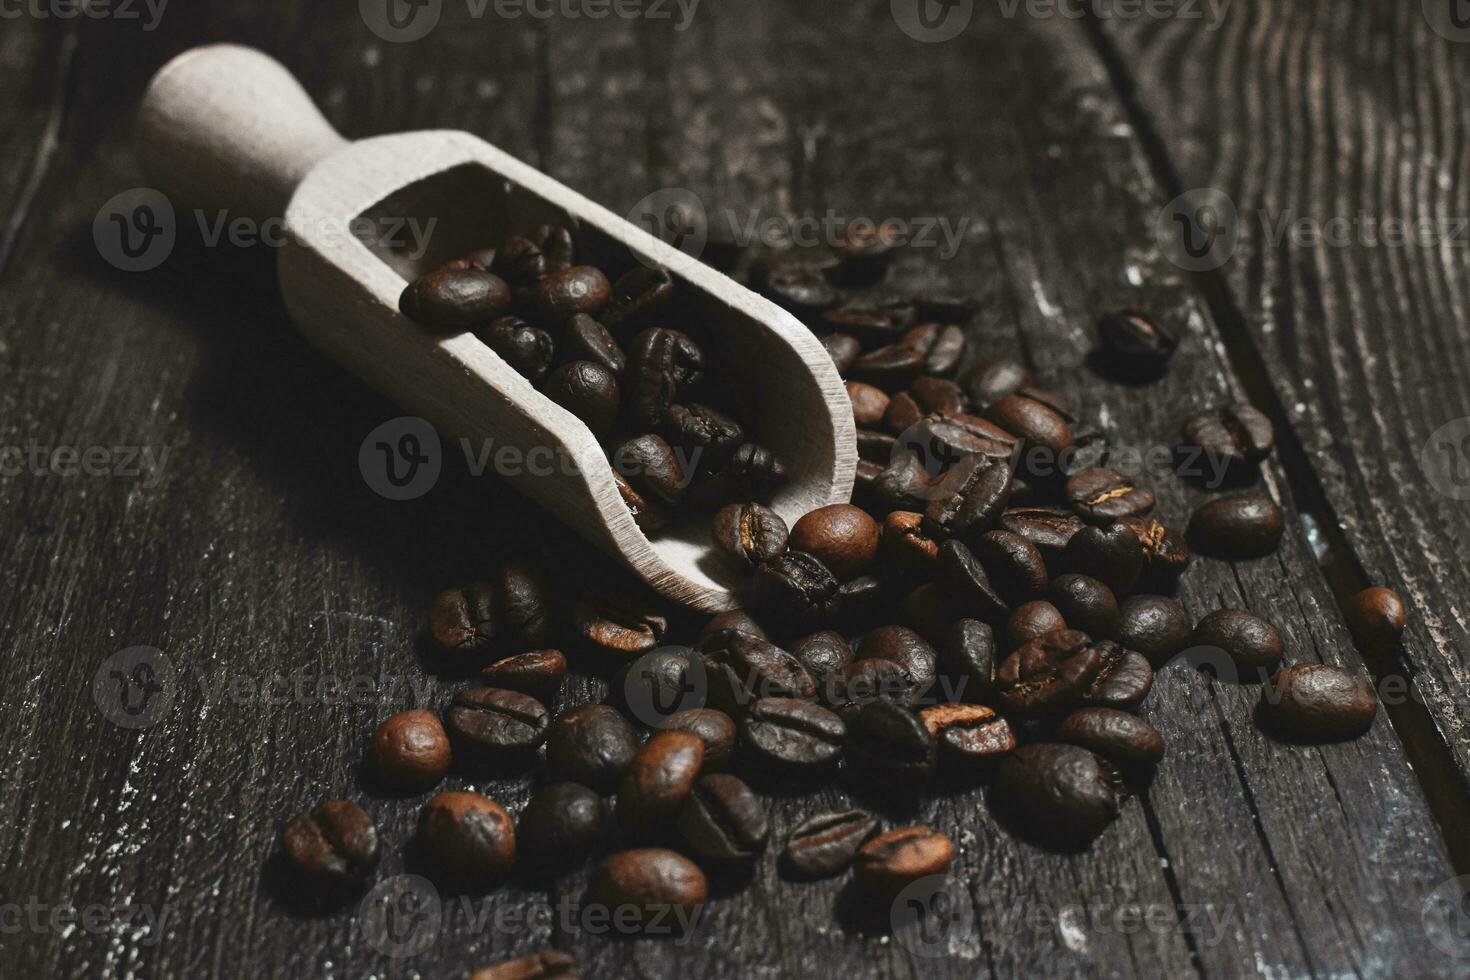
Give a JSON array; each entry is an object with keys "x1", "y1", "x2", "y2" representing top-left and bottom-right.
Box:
[{"x1": 5, "y1": 1, "x2": 1470, "y2": 976}]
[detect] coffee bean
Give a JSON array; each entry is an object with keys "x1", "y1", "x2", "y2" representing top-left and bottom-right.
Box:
[
  {"x1": 543, "y1": 360, "x2": 621, "y2": 437},
  {"x1": 1006, "y1": 600, "x2": 1067, "y2": 650},
  {"x1": 858, "y1": 627, "x2": 938, "y2": 693},
  {"x1": 1192, "y1": 609, "x2": 1284, "y2": 672},
  {"x1": 546, "y1": 704, "x2": 639, "y2": 792},
  {"x1": 664, "y1": 403, "x2": 744, "y2": 466},
  {"x1": 281, "y1": 800, "x2": 380, "y2": 886},
  {"x1": 698, "y1": 609, "x2": 767, "y2": 645},
  {"x1": 430, "y1": 582, "x2": 497, "y2": 654},
  {"x1": 536, "y1": 265, "x2": 612, "y2": 322},
  {"x1": 850, "y1": 344, "x2": 926, "y2": 389},
  {"x1": 914, "y1": 291, "x2": 978, "y2": 324},
  {"x1": 1082, "y1": 642, "x2": 1153, "y2": 710},
  {"x1": 446, "y1": 687, "x2": 551, "y2": 757},
  {"x1": 1116, "y1": 596, "x2": 1192, "y2": 665},
  {"x1": 923, "y1": 325, "x2": 968, "y2": 376},
  {"x1": 973, "y1": 529, "x2": 1049, "y2": 606},
  {"x1": 517, "y1": 783, "x2": 605, "y2": 866},
  {"x1": 741, "y1": 698, "x2": 846, "y2": 767},
  {"x1": 419, "y1": 791, "x2": 516, "y2": 887},
  {"x1": 532, "y1": 224, "x2": 576, "y2": 273},
  {"x1": 847, "y1": 381, "x2": 891, "y2": 428},
  {"x1": 918, "y1": 702, "x2": 1016, "y2": 764},
  {"x1": 826, "y1": 658, "x2": 922, "y2": 717},
  {"x1": 575, "y1": 598, "x2": 668, "y2": 656},
  {"x1": 782, "y1": 810, "x2": 880, "y2": 878},
  {"x1": 562, "y1": 313, "x2": 626, "y2": 374},
  {"x1": 676, "y1": 773, "x2": 769, "y2": 863},
  {"x1": 790, "y1": 630, "x2": 855, "y2": 692},
  {"x1": 490, "y1": 236, "x2": 546, "y2": 285},
  {"x1": 658, "y1": 708, "x2": 737, "y2": 769},
  {"x1": 1187, "y1": 494, "x2": 1284, "y2": 560},
  {"x1": 909, "y1": 376, "x2": 968, "y2": 416},
  {"x1": 995, "y1": 743, "x2": 1126, "y2": 845},
  {"x1": 1001, "y1": 507, "x2": 1085, "y2": 563},
  {"x1": 587, "y1": 848, "x2": 706, "y2": 927},
  {"x1": 857, "y1": 428, "x2": 899, "y2": 463},
  {"x1": 997, "y1": 629, "x2": 1103, "y2": 718},
  {"x1": 984, "y1": 388, "x2": 1075, "y2": 457},
  {"x1": 370, "y1": 710, "x2": 452, "y2": 791},
  {"x1": 923, "y1": 455, "x2": 1013, "y2": 542},
  {"x1": 1263, "y1": 664, "x2": 1378, "y2": 741},
  {"x1": 615, "y1": 471, "x2": 670, "y2": 532},
  {"x1": 845, "y1": 697, "x2": 937, "y2": 778},
  {"x1": 832, "y1": 221, "x2": 900, "y2": 285},
  {"x1": 820, "y1": 294, "x2": 918, "y2": 345},
  {"x1": 477, "y1": 316, "x2": 556, "y2": 384},
  {"x1": 877, "y1": 511, "x2": 936, "y2": 577},
  {"x1": 712, "y1": 502, "x2": 789, "y2": 571},
  {"x1": 1056, "y1": 707, "x2": 1164, "y2": 776},
  {"x1": 1061, "y1": 523, "x2": 1144, "y2": 595},
  {"x1": 617, "y1": 731, "x2": 705, "y2": 830},
  {"x1": 1065, "y1": 468, "x2": 1155, "y2": 525},
  {"x1": 701, "y1": 630, "x2": 818, "y2": 702},
  {"x1": 961, "y1": 359, "x2": 1033, "y2": 408},
  {"x1": 907, "y1": 412, "x2": 1019, "y2": 469},
  {"x1": 625, "y1": 328, "x2": 704, "y2": 427},
  {"x1": 1182, "y1": 404, "x2": 1274, "y2": 472},
  {"x1": 790, "y1": 504, "x2": 882, "y2": 579},
  {"x1": 1117, "y1": 517, "x2": 1192, "y2": 592},
  {"x1": 602, "y1": 266, "x2": 674, "y2": 331},
  {"x1": 1047, "y1": 574, "x2": 1120, "y2": 638},
  {"x1": 620, "y1": 647, "x2": 703, "y2": 723},
  {"x1": 853, "y1": 826, "x2": 953, "y2": 897},
  {"x1": 940, "y1": 618, "x2": 997, "y2": 704},
  {"x1": 884, "y1": 392, "x2": 924, "y2": 434},
  {"x1": 1097, "y1": 311, "x2": 1176, "y2": 376},
  {"x1": 750, "y1": 552, "x2": 840, "y2": 628},
  {"x1": 756, "y1": 255, "x2": 841, "y2": 318},
  {"x1": 470, "y1": 949, "x2": 580, "y2": 980},
  {"x1": 1344, "y1": 587, "x2": 1407, "y2": 651},
  {"x1": 822, "y1": 333, "x2": 862, "y2": 374},
  {"x1": 874, "y1": 457, "x2": 940, "y2": 513},
  {"x1": 695, "y1": 441, "x2": 789, "y2": 504},
  {"x1": 902, "y1": 582, "x2": 962, "y2": 646},
  {"x1": 480, "y1": 649, "x2": 567, "y2": 698},
  {"x1": 935, "y1": 539, "x2": 1008, "y2": 622},
  {"x1": 614, "y1": 434, "x2": 687, "y2": 507},
  {"x1": 401, "y1": 265, "x2": 513, "y2": 330},
  {"x1": 495, "y1": 560, "x2": 553, "y2": 650}
]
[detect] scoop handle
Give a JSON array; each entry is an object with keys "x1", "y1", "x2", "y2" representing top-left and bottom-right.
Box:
[{"x1": 135, "y1": 45, "x2": 347, "y2": 222}]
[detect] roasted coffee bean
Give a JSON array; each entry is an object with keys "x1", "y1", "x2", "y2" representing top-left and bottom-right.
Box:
[
  {"x1": 561, "y1": 314, "x2": 625, "y2": 374},
  {"x1": 532, "y1": 225, "x2": 575, "y2": 272},
  {"x1": 846, "y1": 698, "x2": 937, "y2": 778},
  {"x1": 712, "y1": 502, "x2": 789, "y2": 571},
  {"x1": 1061, "y1": 523, "x2": 1144, "y2": 595},
  {"x1": 1002, "y1": 508, "x2": 1085, "y2": 563},
  {"x1": 517, "y1": 783, "x2": 604, "y2": 865},
  {"x1": 1048, "y1": 574, "x2": 1120, "y2": 638},
  {"x1": 754, "y1": 252, "x2": 841, "y2": 318},
  {"x1": 900, "y1": 322, "x2": 941, "y2": 358},
  {"x1": 620, "y1": 647, "x2": 703, "y2": 722},
  {"x1": 431, "y1": 582, "x2": 497, "y2": 654},
  {"x1": 1118, "y1": 517, "x2": 1192, "y2": 592},
  {"x1": 536, "y1": 265, "x2": 612, "y2": 322},
  {"x1": 698, "y1": 608, "x2": 768, "y2": 645},
  {"x1": 995, "y1": 743, "x2": 1125, "y2": 845},
  {"x1": 1344, "y1": 587, "x2": 1408, "y2": 651},
  {"x1": 790, "y1": 631, "x2": 855, "y2": 693},
  {"x1": 936, "y1": 539, "x2": 1008, "y2": 622},
  {"x1": 676, "y1": 773, "x2": 769, "y2": 863},
  {"x1": 821, "y1": 333, "x2": 862, "y2": 374},
  {"x1": 1065, "y1": 468, "x2": 1155, "y2": 525},
  {"x1": 281, "y1": 800, "x2": 380, "y2": 886},
  {"x1": 973, "y1": 530, "x2": 1049, "y2": 606},
  {"x1": 781, "y1": 810, "x2": 880, "y2": 878},
  {"x1": 615, "y1": 471, "x2": 670, "y2": 532},
  {"x1": 1057, "y1": 707, "x2": 1164, "y2": 775},
  {"x1": 832, "y1": 221, "x2": 901, "y2": 285},
  {"x1": 881, "y1": 512, "x2": 940, "y2": 575},
  {"x1": 587, "y1": 848, "x2": 706, "y2": 926},
  {"x1": 601, "y1": 267, "x2": 674, "y2": 331},
  {"x1": 831, "y1": 576, "x2": 889, "y2": 631},
  {"x1": 984, "y1": 388, "x2": 1075, "y2": 457},
  {"x1": 481, "y1": 648, "x2": 567, "y2": 698},
  {"x1": 850, "y1": 343, "x2": 926, "y2": 389},
  {"x1": 458, "y1": 246, "x2": 498, "y2": 274},
  {"x1": 906, "y1": 412, "x2": 1019, "y2": 469},
  {"x1": 997, "y1": 629, "x2": 1103, "y2": 718},
  {"x1": 741, "y1": 698, "x2": 846, "y2": 767},
  {"x1": 874, "y1": 455, "x2": 939, "y2": 512},
  {"x1": 470, "y1": 949, "x2": 580, "y2": 980},
  {"x1": 1192, "y1": 609, "x2": 1283, "y2": 672},
  {"x1": 857, "y1": 428, "x2": 899, "y2": 463},
  {"x1": 750, "y1": 551, "x2": 840, "y2": 628},
  {"x1": 827, "y1": 658, "x2": 922, "y2": 716},
  {"x1": 853, "y1": 826, "x2": 954, "y2": 897},
  {"x1": 1064, "y1": 426, "x2": 1112, "y2": 477},
  {"x1": 477, "y1": 316, "x2": 556, "y2": 384},
  {"x1": 1116, "y1": 596, "x2": 1192, "y2": 665},
  {"x1": 883, "y1": 391, "x2": 924, "y2": 434},
  {"x1": 446, "y1": 687, "x2": 551, "y2": 757},
  {"x1": 1182, "y1": 404, "x2": 1275, "y2": 472},
  {"x1": 701, "y1": 630, "x2": 818, "y2": 702},
  {"x1": 820, "y1": 294, "x2": 918, "y2": 345},
  {"x1": 1006, "y1": 600, "x2": 1068, "y2": 650},
  {"x1": 961, "y1": 359, "x2": 1033, "y2": 408},
  {"x1": 543, "y1": 360, "x2": 621, "y2": 437},
  {"x1": 1097, "y1": 311, "x2": 1177, "y2": 377},
  {"x1": 902, "y1": 582, "x2": 962, "y2": 645},
  {"x1": 664, "y1": 403, "x2": 743, "y2": 466},
  {"x1": 658, "y1": 708, "x2": 737, "y2": 769},
  {"x1": 922, "y1": 454, "x2": 1013, "y2": 542},
  {"x1": 1187, "y1": 494, "x2": 1284, "y2": 559},
  {"x1": 923, "y1": 325, "x2": 967, "y2": 376},
  {"x1": 919, "y1": 702, "x2": 1016, "y2": 764},
  {"x1": 419, "y1": 791, "x2": 516, "y2": 886},
  {"x1": 614, "y1": 434, "x2": 688, "y2": 507},
  {"x1": 401, "y1": 266, "x2": 513, "y2": 330},
  {"x1": 909, "y1": 376, "x2": 967, "y2": 416},
  {"x1": 940, "y1": 618, "x2": 997, "y2": 704},
  {"x1": 695, "y1": 441, "x2": 790, "y2": 505},
  {"x1": 490, "y1": 236, "x2": 546, "y2": 285},
  {"x1": 495, "y1": 560, "x2": 552, "y2": 650},
  {"x1": 1263, "y1": 664, "x2": 1378, "y2": 741},
  {"x1": 859, "y1": 626, "x2": 938, "y2": 691},
  {"x1": 546, "y1": 704, "x2": 639, "y2": 792},
  {"x1": 575, "y1": 598, "x2": 667, "y2": 655},
  {"x1": 790, "y1": 504, "x2": 882, "y2": 579},
  {"x1": 847, "y1": 381, "x2": 891, "y2": 428},
  {"x1": 625, "y1": 328, "x2": 704, "y2": 426},
  {"x1": 370, "y1": 711, "x2": 452, "y2": 791},
  {"x1": 617, "y1": 731, "x2": 704, "y2": 830},
  {"x1": 1082, "y1": 642, "x2": 1153, "y2": 710},
  {"x1": 914, "y1": 291, "x2": 978, "y2": 323}
]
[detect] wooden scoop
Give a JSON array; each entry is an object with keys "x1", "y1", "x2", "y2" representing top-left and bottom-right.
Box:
[{"x1": 136, "y1": 45, "x2": 855, "y2": 613}]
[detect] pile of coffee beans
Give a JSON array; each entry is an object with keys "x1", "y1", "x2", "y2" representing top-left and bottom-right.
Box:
[{"x1": 399, "y1": 227, "x2": 789, "y2": 532}]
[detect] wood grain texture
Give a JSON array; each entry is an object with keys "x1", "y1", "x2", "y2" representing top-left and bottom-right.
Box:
[{"x1": 0, "y1": 1, "x2": 1464, "y2": 978}]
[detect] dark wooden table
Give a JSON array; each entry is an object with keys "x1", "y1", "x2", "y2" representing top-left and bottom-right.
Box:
[{"x1": 7, "y1": 2, "x2": 1470, "y2": 976}]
